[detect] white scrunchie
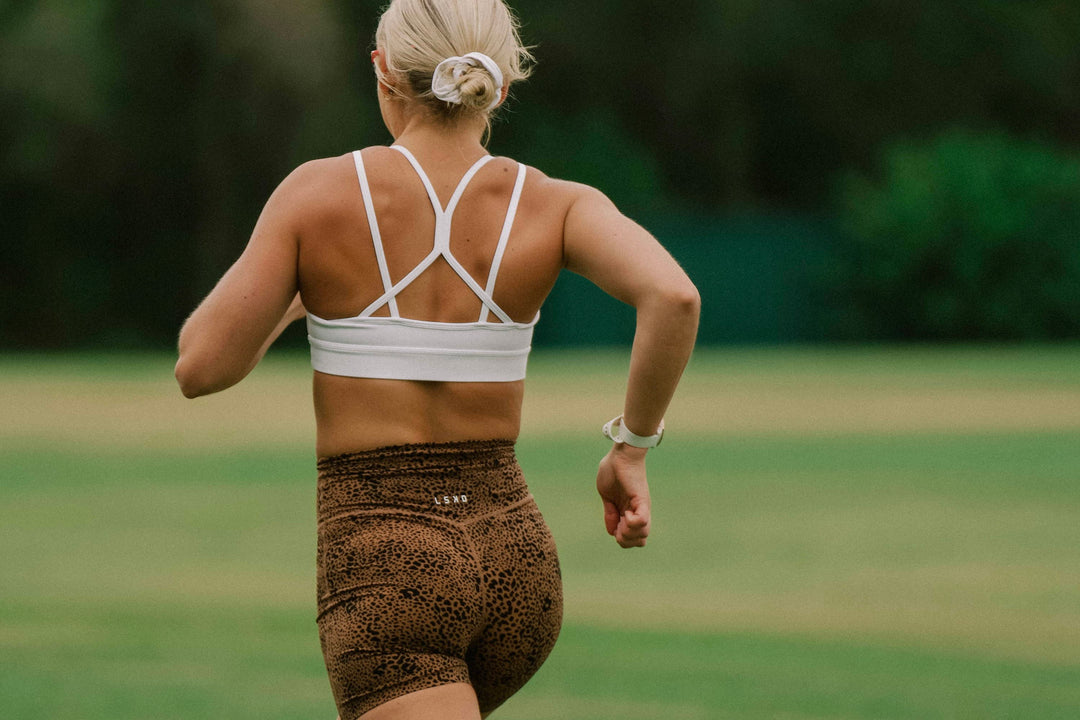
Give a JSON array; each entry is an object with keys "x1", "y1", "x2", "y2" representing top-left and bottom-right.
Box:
[{"x1": 430, "y1": 52, "x2": 504, "y2": 111}]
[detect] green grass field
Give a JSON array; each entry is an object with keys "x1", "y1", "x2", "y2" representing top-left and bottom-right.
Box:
[{"x1": 3, "y1": 346, "x2": 1080, "y2": 719}]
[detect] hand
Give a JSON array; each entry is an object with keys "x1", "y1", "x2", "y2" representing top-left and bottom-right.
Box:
[{"x1": 596, "y1": 444, "x2": 651, "y2": 548}]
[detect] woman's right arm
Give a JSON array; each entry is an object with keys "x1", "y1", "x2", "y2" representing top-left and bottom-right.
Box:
[{"x1": 562, "y1": 184, "x2": 701, "y2": 548}]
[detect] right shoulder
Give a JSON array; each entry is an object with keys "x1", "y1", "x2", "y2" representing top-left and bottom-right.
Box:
[{"x1": 518, "y1": 166, "x2": 618, "y2": 222}]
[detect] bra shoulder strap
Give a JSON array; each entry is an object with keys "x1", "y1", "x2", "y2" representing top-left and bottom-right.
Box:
[
  {"x1": 480, "y1": 162, "x2": 528, "y2": 323},
  {"x1": 352, "y1": 150, "x2": 399, "y2": 318}
]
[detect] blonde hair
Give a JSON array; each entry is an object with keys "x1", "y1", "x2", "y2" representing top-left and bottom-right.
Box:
[{"x1": 375, "y1": 0, "x2": 534, "y2": 118}]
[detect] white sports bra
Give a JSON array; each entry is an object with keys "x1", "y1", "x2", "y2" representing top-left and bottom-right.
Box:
[{"x1": 306, "y1": 145, "x2": 538, "y2": 382}]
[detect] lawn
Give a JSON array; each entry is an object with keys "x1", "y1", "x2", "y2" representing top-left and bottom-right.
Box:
[{"x1": 2, "y1": 346, "x2": 1079, "y2": 719}]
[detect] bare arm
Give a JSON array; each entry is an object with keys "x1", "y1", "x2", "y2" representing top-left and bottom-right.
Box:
[
  {"x1": 563, "y1": 185, "x2": 700, "y2": 548},
  {"x1": 175, "y1": 165, "x2": 311, "y2": 398}
]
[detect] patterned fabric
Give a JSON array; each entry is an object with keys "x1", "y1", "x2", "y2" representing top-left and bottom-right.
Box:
[{"x1": 315, "y1": 440, "x2": 563, "y2": 718}]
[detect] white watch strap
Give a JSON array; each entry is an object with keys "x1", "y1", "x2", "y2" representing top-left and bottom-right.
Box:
[{"x1": 602, "y1": 415, "x2": 664, "y2": 448}]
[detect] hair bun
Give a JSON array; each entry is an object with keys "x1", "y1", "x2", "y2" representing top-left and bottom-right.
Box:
[
  {"x1": 431, "y1": 52, "x2": 504, "y2": 111},
  {"x1": 456, "y1": 66, "x2": 498, "y2": 111},
  {"x1": 375, "y1": 0, "x2": 534, "y2": 121}
]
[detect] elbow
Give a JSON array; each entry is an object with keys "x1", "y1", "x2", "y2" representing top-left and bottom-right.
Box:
[
  {"x1": 174, "y1": 356, "x2": 204, "y2": 399},
  {"x1": 636, "y1": 279, "x2": 701, "y2": 322},
  {"x1": 663, "y1": 280, "x2": 701, "y2": 319},
  {"x1": 674, "y1": 282, "x2": 701, "y2": 316},
  {"x1": 175, "y1": 354, "x2": 221, "y2": 399}
]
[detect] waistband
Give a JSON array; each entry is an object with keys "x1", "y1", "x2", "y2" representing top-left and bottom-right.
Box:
[{"x1": 316, "y1": 439, "x2": 529, "y2": 523}]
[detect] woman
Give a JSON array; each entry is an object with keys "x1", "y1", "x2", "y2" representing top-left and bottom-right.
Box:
[{"x1": 175, "y1": 0, "x2": 699, "y2": 718}]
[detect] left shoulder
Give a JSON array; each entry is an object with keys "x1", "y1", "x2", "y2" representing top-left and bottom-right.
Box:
[
  {"x1": 268, "y1": 154, "x2": 357, "y2": 221},
  {"x1": 244, "y1": 155, "x2": 359, "y2": 248}
]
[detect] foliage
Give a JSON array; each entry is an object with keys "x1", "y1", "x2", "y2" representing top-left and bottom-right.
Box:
[
  {"x1": 0, "y1": 0, "x2": 373, "y2": 347},
  {"x1": 833, "y1": 130, "x2": 1080, "y2": 340},
  {"x1": 2, "y1": 0, "x2": 1080, "y2": 346},
  {"x1": 509, "y1": 0, "x2": 1080, "y2": 208},
  {"x1": 500, "y1": 108, "x2": 666, "y2": 214}
]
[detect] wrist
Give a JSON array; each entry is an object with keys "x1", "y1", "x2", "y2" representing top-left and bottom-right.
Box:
[
  {"x1": 602, "y1": 414, "x2": 664, "y2": 449},
  {"x1": 611, "y1": 442, "x2": 648, "y2": 460}
]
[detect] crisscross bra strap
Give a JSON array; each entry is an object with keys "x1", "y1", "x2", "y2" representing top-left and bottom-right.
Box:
[
  {"x1": 350, "y1": 146, "x2": 527, "y2": 324},
  {"x1": 352, "y1": 150, "x2": 398, "y2": 317}
]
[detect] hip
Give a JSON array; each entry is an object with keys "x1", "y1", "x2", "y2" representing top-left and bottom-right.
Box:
[{"x1": 314, "y1": 438, "x2": 561, "y2": 625}]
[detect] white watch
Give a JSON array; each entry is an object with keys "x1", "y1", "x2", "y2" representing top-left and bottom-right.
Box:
[{"x1": 602, "y1": 415, "x2": 664, "y2": 448}]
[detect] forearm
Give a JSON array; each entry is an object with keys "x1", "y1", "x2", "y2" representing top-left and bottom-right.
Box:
[
  {"x1": 621, "y1": 288, "x2": 700, "y2": 437},
  {"x1": 245, "y1": 293, "x2": 306, "y2": 374},
  {"x1": 597, "y1": 289, "x2": 697, "y2": 549},
  {"x1": 176, "y1": 293, "x2": 305, "y2": 398}
]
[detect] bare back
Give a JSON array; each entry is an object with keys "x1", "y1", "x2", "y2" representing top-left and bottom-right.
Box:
[{"x1": 296, "y1": 147, "x2": 569, "y2": 457}]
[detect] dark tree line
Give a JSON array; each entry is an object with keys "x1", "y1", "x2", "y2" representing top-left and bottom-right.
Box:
[{"x1": 2, "y1": 0, "x2": 1078, "y2": 347}]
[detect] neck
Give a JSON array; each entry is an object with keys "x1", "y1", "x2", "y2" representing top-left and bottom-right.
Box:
[{"x1": 391, "y1": 109, "x2": 489, "y2": 162}]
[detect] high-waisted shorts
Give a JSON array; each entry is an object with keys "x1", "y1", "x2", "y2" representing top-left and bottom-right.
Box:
[{"x1": 315, "y1": 440, "x2": 563, "y2": 719}]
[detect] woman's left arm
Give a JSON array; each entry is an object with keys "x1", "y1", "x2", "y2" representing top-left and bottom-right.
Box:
[{"x1": 175, "y1": 168, "x2": 308, "y2": 399}]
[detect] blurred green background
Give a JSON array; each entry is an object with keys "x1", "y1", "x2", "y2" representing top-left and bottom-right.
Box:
[
  {"x1": 4, "y1": 2, "x2": 1080, "y2": 719},
  {"x1": 2, "y1": 0, "x2": 1079, "y2": 348}
]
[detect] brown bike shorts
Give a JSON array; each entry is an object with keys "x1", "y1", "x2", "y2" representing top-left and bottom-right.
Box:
[{"x1": 315, "y1": 440, "x2": 563, "y2": 718}]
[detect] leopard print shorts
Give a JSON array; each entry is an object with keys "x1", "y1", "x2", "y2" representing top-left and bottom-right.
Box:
[{"x1": 315, "y1": 440, "x2": 563, "y2": 718}]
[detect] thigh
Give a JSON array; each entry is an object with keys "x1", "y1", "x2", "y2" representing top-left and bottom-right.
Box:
[
  {"x1": 465, "y1": 499, "x2": 564, "y2": 714},
  {"x1": 358, "y1": 683, "x2": 482, "y2": 720},
  {"x1": 317, "y1": 511, "x2": 484, "y2": 719}
]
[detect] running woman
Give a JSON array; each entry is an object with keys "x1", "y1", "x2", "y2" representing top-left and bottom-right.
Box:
[{"x1": 176, "y1": 1, "x2": 699, "y2": 717}]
